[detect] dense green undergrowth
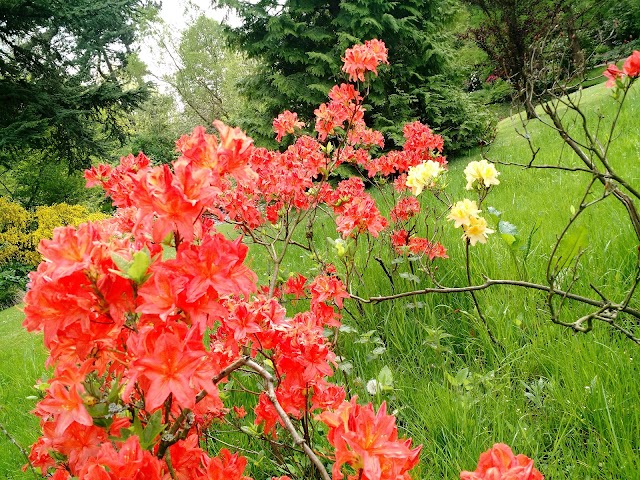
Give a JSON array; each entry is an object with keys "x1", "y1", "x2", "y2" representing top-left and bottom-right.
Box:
[{"x1": 1, "y1": 82, "x2": 639, "y2": 479}]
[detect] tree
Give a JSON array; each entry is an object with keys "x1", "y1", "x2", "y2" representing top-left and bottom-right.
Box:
[
  {"x1": 212, "y1": 0, "x2": 490, "y2": 153},
  {"x1": 464, "y1": 0, "x2": 638, "y2": 117},
  {"x1": 0, "y1": 0, "x2": 158, "y2": 181},
  {"x1": 157, "y1": 15, "x2": 253, "y2": 128},
  {"x1": 123, "y1": 93, "x2": 183, "y2": 165}
]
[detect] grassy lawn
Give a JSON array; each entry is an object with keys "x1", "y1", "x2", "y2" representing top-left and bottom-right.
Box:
[
  {"x1": 0, "y1": 306, "x2": 46, "y2": 479},
  {"x1": 326, "y1": 81, "x2": 640, "y2": 477},
  {"x1": 1, "y1": 81, "x2": 639, "y2": 478}
]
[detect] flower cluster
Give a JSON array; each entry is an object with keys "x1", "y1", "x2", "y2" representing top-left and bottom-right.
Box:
[
  {"x1": 21, "y1": 38, "x2": 533, "y2": 480},
  {"x1": 604, "y1": 50, "x2": 640, "y2": 87},
  {"x1": 460, "y1": 443, "x2": 544, "y2": 480},
  {"x1": 342, "y1": 39, "x2": 389, "y2": 82},
  {"x1": 273, "y1": 110, "x2": 305, "y2": 142},
  {"x1": 25, "y1": 118, "x2": 364, "y2": 478},
  {"x1": 361, "y1": 121, "x2": 446, "y2": 178},
  {"x1": 406, "y1": 160, "x2": 446, "y2": 196},
  {"x1": 323, "y1": 177, "x2": 388, "y2": 238},
  {"x1": 390, "y1": 197, "x2": 421, "y2": 222},
  {"x1": 464, "y1": 160, "x2": 500, "y2": 191},
  {"x1": 390, "y1": 229, "x2": 448, "y2": 260},
  {"x1": 448, "y1": 199, "x2": 494, "y2": 246},
  {"x1": 318, "y1": 398, "x2": 421, "y2": 480},
  {"x1": 314, "y1": 83, "x2": 366, "y2": 141}
]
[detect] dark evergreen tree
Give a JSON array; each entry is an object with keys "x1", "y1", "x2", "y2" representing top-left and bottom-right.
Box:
[
  {"x1": 214, "y1": 0, "x2": 490, "y2": 153},
  {"x1": 0, "y1": 0, "x2": 158, "y2": 175}
]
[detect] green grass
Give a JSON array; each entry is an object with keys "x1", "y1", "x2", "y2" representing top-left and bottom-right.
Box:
[
  {"x1": 0, "y1": 306, "x2": 46, "y2": 479},
  {"x1": 330, "y1": 81, "x2": 640, "y2": 478},
  {"x1": 2, "y1": 81, "x2": 640, "y2": 479}
]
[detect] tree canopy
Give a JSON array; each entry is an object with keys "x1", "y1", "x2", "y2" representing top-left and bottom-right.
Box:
[
  {"x1": 465, "y1": 0, "x2": 640, "y2": 116},
  {"x1": 0, "y1": 0, "x2": 157, "y2": 174},
  {"x1": 163, "y1": 16, "x2": 252, "y2": 127}
]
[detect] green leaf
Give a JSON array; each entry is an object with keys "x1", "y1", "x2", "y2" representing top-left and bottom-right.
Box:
[
  {"x1": 338, "y1": 361, "x2": 353, "y2": 374},
  {"x1": 499, "y1": 220, "x2": 518, "y2": 235},
  {"x1": 399, "y1": 272, "x2": 420, "y2": 284},
  {"x1": 241, "y1": 425, "x2": 260, "y2": 437},
  {"x1": 355, "y1": 330, "x2": 377, "y2": 343},
  {"x1": 339, "y1": 325, "x2": 357, "y2": 334},
  {"x1": 107, "y1": 378, "x2": 123, "y2": 404},
  {"x1": 501, "y1": 233, "x2": 516, "y2": 246},
  {"x1": 111, "y1": 253, "x2": 131, "y2": 272},
  {"x1": 487, "y1": 206, "x2": 502, "y2": 218},
  {"x1": 86, "y1": 402, "x2": 109, "y2": 419},
  {"x1": 377, "y1": 365, "x2": 394, "y2": 390},
  {"x1": 162, "y1": 244, "x2": 176, "y2": 261},
  {"x1": 554, "y1": 226, "x2": 589, "y2": 272},
  {"x1": 140, "y1": 410, "x2": 166, "y2": 451},
  {"x1": 128, "y1": 249, "x2": 151, "y2": 285}
]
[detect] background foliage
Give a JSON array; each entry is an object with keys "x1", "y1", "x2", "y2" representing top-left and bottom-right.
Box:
[
  {"x1": 0, "y1": 0, "x2": 158, "y2": 203},
  {"x1": 213, "y1": 0, "x2": 491, "y2": 152}
]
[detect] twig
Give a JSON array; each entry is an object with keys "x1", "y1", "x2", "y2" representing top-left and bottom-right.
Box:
[
  {"x1": 0, "y1": 421, "x2": 38, "y2": 479},
  {"x1": 374, "y1": 256, "x2": 395, "y2": 292},
  {"x1": 349, "y1": 279, "x2": 640, "y2": 321},
  {"x1": 465, "y1": 241, "x2": 502, "y2": 349},
  {"x1": 244, "y1": 359, "x2": 331, "y2": 480}
]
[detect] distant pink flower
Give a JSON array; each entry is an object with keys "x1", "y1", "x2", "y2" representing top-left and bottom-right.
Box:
[{"x1": 603, "y1": 64, "x2": 623, "y2": 87}]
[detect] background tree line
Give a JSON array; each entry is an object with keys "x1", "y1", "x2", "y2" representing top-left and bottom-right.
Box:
[{"x1": 1, "y1": 0, "x2": 638, "y2": 209}]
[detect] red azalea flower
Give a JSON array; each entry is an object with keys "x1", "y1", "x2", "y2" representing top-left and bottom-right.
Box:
[
  {"x1": 604, "y1": 63, "x2": 623, "y2": 87},
  {"x1": 623, "y1": 50, "x2": 640, "y2": 77},
  {"x1": 273, "y1": 110, "x2": 305, "y2": 142},
  {"x1": 460, "y1": 443, "x2": 544, "y2": 480}
]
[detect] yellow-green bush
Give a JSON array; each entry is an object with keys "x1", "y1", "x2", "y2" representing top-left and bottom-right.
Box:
[
  {"x1": 0, "y1": 197, "x2": 108, "y2": 266},
  {"x1": 0, "y1": 197, "x2": 32, "y2": 265}
]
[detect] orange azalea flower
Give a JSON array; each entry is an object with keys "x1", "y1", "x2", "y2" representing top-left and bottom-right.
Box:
[
  {"x1": 273, "y1": 110, "x2": 305, "y2": 142},
  {"x1": 460, "y1": 443, "x2": 544, "y2": 480},
  {"x1": 342, "y1": 40, "x2": 389, "y2": 82},
  {"x1": 134, "y1": 332, "x2": 204, "y2": 411},
  {"x1": 76, "y1": 435, "x2": 163, "y2": 480},
  {"x1": 603, "y1": 64, "x2": 623, "y2": 87},
  {"x1": 318, "y1": 398, "x2": 421, "y2": 480},
  {"x1": 200, "y1": 448, "x2": 251, "y2": 480},
  {"x1": 309, "y1": 274, "x2": 349, "y2": 309},
  {"x1": 623, "y1": 50, "x2": 640, "y2": 78},
  {"x1": 36, "y1": 382, "x2": 93, "y2": 435},
  {"x1": 285, "y1": 273, "x2": 308, "y2": 299}
]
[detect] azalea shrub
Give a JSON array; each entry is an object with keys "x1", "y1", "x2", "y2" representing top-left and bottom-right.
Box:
[{"x1": 20, "y1": 39, "x2": 559, "y2": 480}]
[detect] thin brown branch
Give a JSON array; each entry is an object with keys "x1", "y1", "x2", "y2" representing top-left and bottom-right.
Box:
[
  {"x1": 0, "y1": 421, "x2": 38, "y2": 479},
  {"x1": 244, "y1": 359, "x2": 331, "y2": 480},
  {"x1": 349, "y1": 279, "x2": 640, "y2": 321},
  {"x1": 465, "y1": 241, "x2": 502, "y2": 349}
]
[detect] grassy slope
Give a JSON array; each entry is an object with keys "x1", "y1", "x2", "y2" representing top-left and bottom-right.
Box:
[
  {"x1": 340, "y1": 82, "x2": 640, "y2": 478},
  {"x1": 0, "y1": 306, "x2": 46, "y2": 479},
  {"x1": 1, "y1": 82, "x2": 639, "y2": 479}
]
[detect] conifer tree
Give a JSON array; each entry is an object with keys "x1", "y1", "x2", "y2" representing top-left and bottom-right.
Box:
[
  {"x1": 0, "y1": 0, "x2": 157, "y2": 175},
  {"x1": 215, "y1": 0, "x2": 489, "y2": 153}
]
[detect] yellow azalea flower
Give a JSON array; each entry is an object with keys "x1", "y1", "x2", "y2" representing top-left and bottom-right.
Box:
[
  {"x1": 463, "y1": 215, "x2": 494, "y2": 246},
  {"x1": 406, "y1": 160, "x2": 445, "y2": 196},
  {"x1": 464, "y1": 159, "x2": 500, "y2": 190},
  {"x1": 447, "y1": 199, "x2": 480, "y2": 228}
]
